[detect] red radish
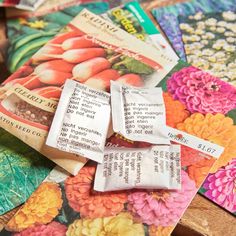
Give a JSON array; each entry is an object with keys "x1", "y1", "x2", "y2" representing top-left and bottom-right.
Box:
[
  {"x1": 84, "y1": 69, "x2": 120, "y2": 91},
  {"x1": 2, "y1": 65, "x2": 34, "y2": 85},
  {"x1": 49, "y1": 30, "x2": 84, "y2": 44},
  {"x1": 32, "y1": 45, "x2": 64, "y2": 62},
  {"x1": 51, "y1": 36, "x2": 100, "y2": 50},
  {"x1": 72, "y1": 57, "x2": 111, "y2": 82},
  {"x1": 37, "y1": 70, "x2": 72, "y2": 86},
  {"x1": 33, "y1": 86, "x2": 62, "y2": 99},
  {"x1": 4, "y1": 75, "x2": 43, "y2": 90},
  {"x1": 34, "y1": 60, "x2": 74, "y2": 75},
  {"x1": 116, "y1": 74, "x2": 144, "y2": 87},
  {"x1": 44, "y1": 48, "x2": 106, "y2": 63}
]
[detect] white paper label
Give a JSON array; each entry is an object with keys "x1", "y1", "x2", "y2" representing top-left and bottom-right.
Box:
[
  {"x1": 159, "y1": 126, "x2": 224, "y2": 158},
  {"x1": 46, "y1": 80, "x2": 111, "y2": 163},
  {"x1": 111, "y1": 81, "x2": 169, "y2": 144},
  {"x1": 94, "y1": 145, "x2": 181, "y2": 192}
]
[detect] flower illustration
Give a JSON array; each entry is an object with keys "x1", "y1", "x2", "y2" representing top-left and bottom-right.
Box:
[
  {"x1": 7, "y1": 182, "x2": 62, "y2": 232},
  {"x1": 127, "y1": 170, "x2": 196, "y2": 226},
  {"x1": 66, "y1": 212, "x2": 144, "y2": 236},
  {"x1": 177, "y1": 113, "x2": 236, "y2": 172},
  {"x1": 149, "y1": 225, "x2": 174, "y2": 236},
  {"x1": 203, "y1": 158, "x2": 236, "y2": 212},
  {"x1": 187, "y1": 158, "x2": 215, "y2": 187},
  {"x1": 13, "y1": 222, "x2": 67, "y2": 236},
  {"x1": 181, "y1": 145, "x2": 209, "y2": 167},
  {"x1": 163, "y1": 92, "x2": 190, "y2": 128},
  {"x1": 65, "y1": 165, "x2": 127, "y2": 218},
  {"x1": 167, "y1": 66, "x2": 236, "y2": 114},
  {"x1": 222, "y1": 11, "x2": 236, "y2": 21}
]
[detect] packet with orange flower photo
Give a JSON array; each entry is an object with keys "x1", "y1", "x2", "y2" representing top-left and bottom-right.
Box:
[
  {"x1": 46, "y1": 79, "x2": 111, "y2": 163},
  {"x1": 94, "y1": 145, "x2": 181, "y2": 192}
]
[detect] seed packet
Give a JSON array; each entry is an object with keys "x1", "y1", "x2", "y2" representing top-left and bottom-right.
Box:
[
  {"x1": 46, "y1": 79, "x2": 111, "y2": 163},
  {"x1": 0, "y1": 128, "x2": 54, "y2": 215},
  {"x1": 152, "y1": 0, "x2": 236, "y2": 60},
  {"x1": 104, "y1": 1, "x2": 179, "y2": 60},
  {"x1": 111, "y1": 81, "x2": 169, "y2": 144},
  {"x1": 0, "y1": 0, "x2": 46, "y2": 11},
  {"x1": 0, "y1": 9, "x2": 177, "y2": 174},
  {"x1": 5, "y1": 1, "x2": 177, "y2": 73},
  {"x1": 179, "y1": 11, "x2": 236, "y2": 86},
  {"x1": 94, "y1": 145, "x2": 181, "y2": 192}
]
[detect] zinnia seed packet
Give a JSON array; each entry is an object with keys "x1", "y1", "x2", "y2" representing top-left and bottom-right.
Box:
[
  {"x1": 151, "y1": 0, "x2": 236, "y2": 60},
  {"x1": 179, "y1": 11, "x2": 236, "y2": 86},
  {"x1": 94, "y1": 145, "x2": 181, "y2": 192},
  {"x1": 0, "y1": 9, "x2": 177, "y2": 175},
  {"x1": 111, "y1": 81, "x2": 169, "y2": 144},
  {"x1": 46, "y1": 79, "x2": 111, "y2": 163}
]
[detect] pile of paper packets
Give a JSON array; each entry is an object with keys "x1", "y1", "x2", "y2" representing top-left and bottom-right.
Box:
[{"x1": 0, "y1": 0, "x2": 235, "y2": 235}]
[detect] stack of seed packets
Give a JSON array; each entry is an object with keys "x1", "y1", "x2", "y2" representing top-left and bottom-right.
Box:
[
  {"x1": 1, "y1": 6, "x2": 236, "y2": 236},
  {"x1": 152, "y1": 0, "x2": 236, "y2": 216}
]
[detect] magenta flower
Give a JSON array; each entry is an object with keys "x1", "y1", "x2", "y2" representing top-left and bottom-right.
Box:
[
  {"x1": 167, "y1": 66, "x2": 236, "y2": 114},
  {"x1": 13, "y1": 222, "x2": 67, "y2": 236},
  {"x1": 127, "y1": 170, "x2": 197, "y2": 226},
  {"x1": 203, "y1": 158, "x2": 236, "y2": 213}
]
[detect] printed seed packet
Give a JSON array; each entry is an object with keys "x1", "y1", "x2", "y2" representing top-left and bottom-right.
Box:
[
  {"x1": 94, "y1": 145, "x2": 181, "y2": 191},
  {"x1": 152, "y1": 0, "x2": 236, "y2": 60},
  {"x1": 2, "y1": 46, "x2": 236, "y2": 235},
  {"x1": 179, "y1": 11, "x2": 236, "y2": 86},
  {"x1": 47, "y1": 80, "x2": 111, "y2": 163},
  {"x1": 0, "y1": 0, "x2": 45, "y2": 10},
  {"x1": 6, "y1": 2, "x2": 110, "y2": 73},
  {"x1": 179, "y1": 11, "x2": 236, "y2": 216},
  {"x1": 6, "y1": 1, "x2": 178, "y2": 73},
  {"x1": 0, "y1": 9, "x2": 177, "y2": 175},
  {"x1": 0, "y1": 128, "x2": 54, "y2": 215}
]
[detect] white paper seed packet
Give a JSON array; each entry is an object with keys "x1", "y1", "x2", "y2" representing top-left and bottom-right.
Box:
[
  {"x1": 94, "y1": 145, "x2": 181, "y2": 192},
  {"x1": 46, "y1": 79, "x2": 110, "y2": 163},
  {"x1": 111, "y1": 81, "x2": 169, "y2": 144}
]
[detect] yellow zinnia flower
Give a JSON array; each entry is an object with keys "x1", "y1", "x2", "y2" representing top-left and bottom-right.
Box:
[
  {"x1": 66, "y1": 213, "x2": 145, "y2": 236},
  {"x1": 6, "y1": 182, "x2": 62, "y2": 232}
]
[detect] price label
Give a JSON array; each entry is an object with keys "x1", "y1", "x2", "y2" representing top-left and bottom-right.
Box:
[{"x1": 159, "y1": 126, "x2": 224, "y2": 158}]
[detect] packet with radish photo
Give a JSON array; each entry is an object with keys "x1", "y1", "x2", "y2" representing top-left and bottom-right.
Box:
[
  {"x1": 111, "y1": 81, "x2": 169, "y2": 144},
  {"x1": 0, "y1": 9, "x2": 177, "y2": 174},
  {"x1": 47, "y1": 79, "x2": 110, "y2": 163},
  {"x1": 94, "y1": 145, "x2": 181, "y2": 192}
]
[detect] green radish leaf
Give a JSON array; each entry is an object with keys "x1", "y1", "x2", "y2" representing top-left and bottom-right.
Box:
[
  {"x1": 226, "y1": 109, "x2": 236, "y2": 125},
  {"x1": 112, "y1": 56, "x2": 154, "y2": 75}
]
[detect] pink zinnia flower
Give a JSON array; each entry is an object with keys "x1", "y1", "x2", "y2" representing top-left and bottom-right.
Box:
[
  {"x1": 127, "y1": 170, "x2": 197, "y2": 226},
  {"x1": 167, "y1": 66, "x2": 236, "y2": 114},
  {"x1": 203, "y1": 158, "x2": 236, "y2": 212},
  {"x1": 13, "y1": 221, "x2": 67, "y2": 236}
]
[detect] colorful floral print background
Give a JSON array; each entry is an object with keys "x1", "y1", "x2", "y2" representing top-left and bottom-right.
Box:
[
  {"x1": 152, "y1": 0, "x2": 236, "y2": 60},
  {"x1": 2, "y1": 61, "x2": 236, "y2": 235},
  {"x1": 179, "y1": 11, "x2": 236, "y2": 85}
]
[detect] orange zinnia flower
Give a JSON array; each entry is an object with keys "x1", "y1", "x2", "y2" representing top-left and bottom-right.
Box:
[
  {"x1": 7, "y1": 182, "x2": 62, "y2": 232},
  {"x1": 177, "y1": 113, "x2": 236, "y2": 172},
  {"x1": 149, "y1": 225, "x2": 175, "y2": 236},
  {"x1": 187, "y1": 158, "x2": 215, "y2": 187},
  {"x1": 163, "y1": 92, "x2": 190, "y2": 128},
  {"x1": 65, "y1": 165, "x2": 127, "y2": 219}
]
